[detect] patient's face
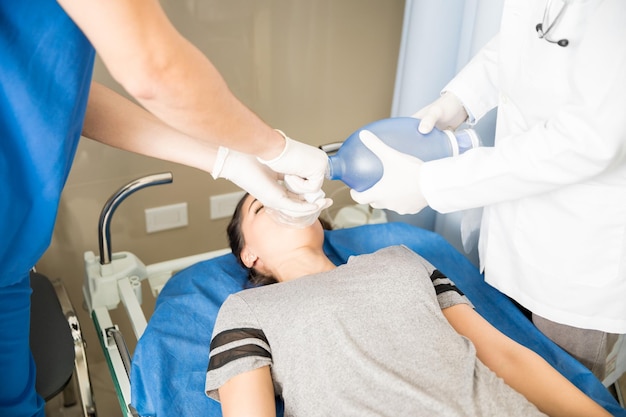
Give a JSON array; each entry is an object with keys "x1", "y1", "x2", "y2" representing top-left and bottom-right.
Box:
[{"x1": 239, "y1": 194, "x2": 325, "y2": 268}]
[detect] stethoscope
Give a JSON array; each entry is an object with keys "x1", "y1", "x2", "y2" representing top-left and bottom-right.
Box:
[{"x1": 535, "y1": 0, "x2": 570, "y2": 47}]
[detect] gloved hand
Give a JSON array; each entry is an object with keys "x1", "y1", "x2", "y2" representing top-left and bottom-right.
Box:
[
  {"x1": 350, "y1": 130, "x2": 427, "y2": 215},
  {"x1": 413, "y1": 92, "x2": 468, "y2": 134},
  {"x1": 258, "y1": 130, "x2": 328, "y2": 195},
  {"x1": 212, "y1": 147, "x2": 332, "y2": 220}
]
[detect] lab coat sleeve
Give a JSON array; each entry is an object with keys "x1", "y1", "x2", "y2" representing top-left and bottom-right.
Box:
[
  {"x1": 420, "y1": 2, "x2": 626, "y2": 213},
  {"x1": 443, "y1": 35, "x2": 501, "y2": 124}
]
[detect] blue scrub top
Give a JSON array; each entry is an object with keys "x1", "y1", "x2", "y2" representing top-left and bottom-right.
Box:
[{"x1": 0, "y1": 1, "x2": 95, "y2": 285}]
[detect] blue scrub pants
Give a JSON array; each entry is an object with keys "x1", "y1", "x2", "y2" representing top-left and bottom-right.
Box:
[{"x1": 0, "y1": 274, "x2": 45, "y2": 417}]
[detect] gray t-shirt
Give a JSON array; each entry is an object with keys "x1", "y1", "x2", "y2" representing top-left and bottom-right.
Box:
[{"x1": 205, "y1": 246, "x2": 546, "y2": 417}]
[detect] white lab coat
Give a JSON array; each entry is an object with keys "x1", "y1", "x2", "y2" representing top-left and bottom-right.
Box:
[{"x1": 420, "y1": 0, "x2": 626, "y2": 333}]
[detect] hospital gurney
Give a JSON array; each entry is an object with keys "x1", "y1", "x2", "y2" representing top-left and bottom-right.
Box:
[{"x1": 83, "y1": 173, "x2": 626, "y2": 417}]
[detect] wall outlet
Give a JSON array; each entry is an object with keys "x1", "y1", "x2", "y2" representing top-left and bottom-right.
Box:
[
  {"x1": 210, "y1": 191, "x2": 246, "y2": 220},
  {"x1": 145, "y1": 202, "x2": 188, "y2": 233}
]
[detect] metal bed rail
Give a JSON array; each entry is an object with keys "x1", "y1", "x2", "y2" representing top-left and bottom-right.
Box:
[
  {"x1": 86, "y1": 247, "x2": 231, "y2": 416},
  {"x1": 83, "y1": 172, "x2": 231, "y2": 416}
]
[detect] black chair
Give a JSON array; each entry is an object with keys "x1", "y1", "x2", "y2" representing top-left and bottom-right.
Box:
[{"x1": 30, "y1": 271, "x2": 96, "y2": 416}]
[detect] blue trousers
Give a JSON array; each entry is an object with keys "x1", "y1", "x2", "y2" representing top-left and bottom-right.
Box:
[{"x1": 0, "y1": 274, "x2": 45, "y2": 417}]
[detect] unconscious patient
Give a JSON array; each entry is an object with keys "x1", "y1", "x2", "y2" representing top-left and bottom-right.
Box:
[{"x1": 204, "y1": 193, "x2": 611, "y2": 417}]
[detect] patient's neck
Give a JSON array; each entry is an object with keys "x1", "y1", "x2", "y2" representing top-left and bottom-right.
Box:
[{"x1": 273, "y1": 247, "x2": 336, "y2": 283}]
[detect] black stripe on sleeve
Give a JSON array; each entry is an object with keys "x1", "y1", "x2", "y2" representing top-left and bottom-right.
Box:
[
  {"x1": 210, "y1": 327, "x2": 269, "y2": 350},
  {"x1": 208, "y1": 343, "x2": 272, "y2": 371},
  {"x1": 430, "y1": 269, "x2": 466, "y2": 297},
  {"x1": 429, "y1": 269, "x2": 448, "y2": 282},
  {"x1": 434, "y1": 283, "x2": 466, "y2": 297}
]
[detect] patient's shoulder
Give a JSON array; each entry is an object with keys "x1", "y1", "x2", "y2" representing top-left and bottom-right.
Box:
[
  {"x1": 366, "y1": 244, "x2": 419, "y2": 257},
  {"x1": 373, "y1": 245, "x2": 433, "y2": 266},
  {"x1": 347, "y1": 245, "x2": 436, "y2": 278}
]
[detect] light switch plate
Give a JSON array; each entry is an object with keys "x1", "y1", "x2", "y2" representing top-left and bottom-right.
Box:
[{"x1": 145, "y1": 202, "x2": 188, "y2": 233}]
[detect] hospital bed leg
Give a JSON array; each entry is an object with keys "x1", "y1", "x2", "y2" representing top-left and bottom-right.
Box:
[{"x1": 52, "y1": 277, "x2": 97, "y2": 417}]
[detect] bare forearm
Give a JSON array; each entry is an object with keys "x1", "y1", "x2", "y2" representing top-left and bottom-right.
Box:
[
  {"x1": 83, "y1": 82, "x2": 217, "y2": 172},
  {"x1": 443, "y1": 304, "x2": 611, "y2": 417},
  {"x1": 124, "y1": 38, "x2": 284, "y2": 160},
  {"x1": 492, "y1": 345, "x2": 611, "y2": 417},
  {"x1": 58, "y1": 0, "x2": 285, "y2": 160}
]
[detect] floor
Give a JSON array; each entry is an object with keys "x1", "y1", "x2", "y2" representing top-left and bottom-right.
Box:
[{"x1": 45, "y1": 361, "x2": 123, "y2": 417}]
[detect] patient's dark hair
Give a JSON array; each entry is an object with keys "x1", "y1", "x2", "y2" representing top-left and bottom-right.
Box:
[
  {"x1": 226, "y1": 193, "x2": 331, "y2": 287},
  {"x1": 227, "y1": 193, "x2": 278, "y2": 286}
]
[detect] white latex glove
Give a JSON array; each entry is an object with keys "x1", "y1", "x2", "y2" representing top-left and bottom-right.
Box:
[
  {"x1": 350, "y1": 130, "x2": 427, "y2": 215},
  {"x1": 258, "y1": 130, "x2": 328, "y2": 195},
  {"x1": 212, "y1": 147, "x2": 332, "y2": 219},
  {"x1": 413, "y1": 92, "x2": 468, "y2": 134}
]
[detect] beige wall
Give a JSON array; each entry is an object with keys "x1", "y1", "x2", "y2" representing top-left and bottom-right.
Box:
[{"x1": 37, "y1": 0, "x2": 404, "y2": 378}]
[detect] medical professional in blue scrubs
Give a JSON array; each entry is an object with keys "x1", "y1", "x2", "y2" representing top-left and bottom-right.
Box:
[
  {"x1": 351, "y1": 0, "x2": 626, "y2": 381},
  {"x1": 0, "y1": 1, "x2": 329, "y2": 415}
]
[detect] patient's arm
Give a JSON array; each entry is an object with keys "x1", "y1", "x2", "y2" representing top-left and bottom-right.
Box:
[
  {"x1": 443, "y1": 304, "x2": 611, "y2": 417},
  {"x1": 218, "y1": 366, "x2": 276, "y2": 417}
]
